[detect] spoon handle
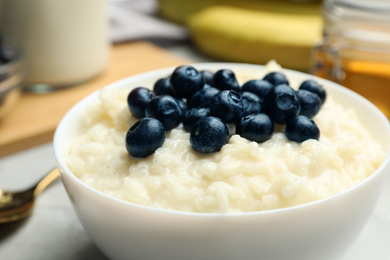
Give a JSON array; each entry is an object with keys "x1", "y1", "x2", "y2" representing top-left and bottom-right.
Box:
[{"x1": 34, "y1": 168, "x2": 60, "y2": 197}]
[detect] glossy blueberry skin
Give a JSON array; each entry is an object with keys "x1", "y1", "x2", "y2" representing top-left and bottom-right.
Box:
[
  {"x1": 285, "y1": 115, "x2": 320, "y2": 143},
  {"x1": 236, "y1": 113, "x2": 274, "y2": 143},
  {"x1": 213, "y1": 69, "x2": 240, "y2": 92},
  {"x1": 125, "y1": 118, "x2": 166, "y2": 158},
  {"x1": 299, "y1": 79, "x2": 326, "y2": 103},
  {"x1": 263, "y1": 72, "x2": 289, "y2": 86},
  {"x1": 189, "y1": 86, "x2": 219, "y2": 108},
  {"x1": 183, "y1": 107, "x2": 210, "y2": 131},
  {"x1": 240, "y1": 91, "x2": 262, "y2": 117},
  {"x1": 170, "y1": 65, "x2": 204, "y2": 99},
  {"x1": 241, "y1": 79, "x2": 274, "y2": 103},
  {"x1": 145, "y1": 95, "x2": 183, "y2": 130},
  {"x1": 190, "y1": 116, "x2": 229, "y2": 153},
  {"x1": 153, "y1": 77, "x2": 175, "y2": 96},
  {"x1": 174, "y1": 97, "x2": 188, "y2": 117},
  {"x1": 210, "y1": 90, "x2": 243, "y2": 124},
  {"x1": 263, "y1": 84, "x2": 301, "y2": 124},
  {"x1": 296, "y1": 89, "x2": 322, "y2": 118},
  {"x1": 127, "y1": 87, "x2": 156, "y2": 118},
  {"x1": 201, "y1": 70, "x2": 214, "y2": 86},
  {"x1": 203, "y1": 83, "x2": 213, "y2": 89}
]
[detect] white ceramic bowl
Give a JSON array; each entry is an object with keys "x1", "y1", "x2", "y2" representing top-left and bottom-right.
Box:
[{"x1": 54, "y1": 63, "x2": 390, "y2": 260}]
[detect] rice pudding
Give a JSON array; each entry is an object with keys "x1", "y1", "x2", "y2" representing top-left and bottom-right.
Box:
[{"x1": 65, "y1": 63, "x2": 385, "y2": 213}]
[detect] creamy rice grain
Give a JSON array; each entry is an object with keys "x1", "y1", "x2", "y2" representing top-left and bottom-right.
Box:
[{"x1": 66, "y1": 68, "x2": 385, "y2": 213}]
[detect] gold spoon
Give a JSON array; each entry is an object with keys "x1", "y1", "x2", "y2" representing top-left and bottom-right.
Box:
[{"x1": 0, "y1": 168, "x2": 60, "y2": 223}]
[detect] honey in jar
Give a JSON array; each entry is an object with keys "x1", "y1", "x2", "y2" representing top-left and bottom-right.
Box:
[{"x1": 312, "y1": 0, "x2": 390, "y2": 118}]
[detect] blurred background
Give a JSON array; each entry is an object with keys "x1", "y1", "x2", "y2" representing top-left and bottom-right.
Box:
[
  {"x1": 0, "y1": 0, "x2": 389, "y2": 126},
  {"x1": 106, "y1": 0, "x2": 324, "y2": 72},
  {"x1": 0, "y1": 0, "x2": 328, "y2": 156}
]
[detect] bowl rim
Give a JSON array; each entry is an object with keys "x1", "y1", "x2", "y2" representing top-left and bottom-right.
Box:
[{"x1": 53, "y1": 62, "x2": 390, "y2": 217}]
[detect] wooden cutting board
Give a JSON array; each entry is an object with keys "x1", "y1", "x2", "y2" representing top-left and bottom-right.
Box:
[{"x1": 0, "y1": 41, "x2": 188, "y2": 157}]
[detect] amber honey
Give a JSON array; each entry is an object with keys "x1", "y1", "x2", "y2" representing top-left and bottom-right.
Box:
[
  {"x1": 340, "y1": 58, "x2": 390, "y2": 118},
  {"x1": 313, "y1": 48, "x2": 390, "y2": 118}
]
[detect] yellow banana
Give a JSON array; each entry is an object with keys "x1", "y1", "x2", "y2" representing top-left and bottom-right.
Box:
[{"x1": 158, "y1": 0, "x2": 323, "y2": 71}]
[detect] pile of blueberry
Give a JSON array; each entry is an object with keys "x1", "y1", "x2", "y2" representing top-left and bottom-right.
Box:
[
  {"x1": 125, "y1": 65, "x2": 326, "y2": 158},
  {"x1": 0, "y1": 34, "x2": 15, "y2": 66}
]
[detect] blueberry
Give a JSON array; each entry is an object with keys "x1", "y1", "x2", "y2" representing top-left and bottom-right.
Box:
[
  {"x1": 0, "y1": 44, "x2": 15, "y2": 64},
  {"x1": 201, "y1": 70, "x2": 214, "y2": 86},
  {"x1": 296, "y1": 89, "x2": 322, "y2": 118},
  {"x1": 299, "y1": 79, "x2": 326, "y2": 103},
  {"x1": 263, "y1": 72, "x2": 289, "y2": 86},
  {"x1": 125, "y1": 118, "x2": 166, "y2": 158},
  {"x1": 189, "y1": 86, "x2": 219, "y2": 108},
  {"x1": 240, "y1": 91, "x2": 262, "y2": 117},
  {"x1": 174, "y1": 97, "x2": 188, "y2": 116},
  {"x1": 145, "y1": 95, "x2": 183, "y2": 130},
  {"x1": 170, "y1": 65, "x2": 204, "y2": 99},
  {"x1": 190, "y1": 116, "x2": 229, "y2": 153},
  {"x1": 127, "y1": 87, "x2": 156, "y2": 118},
  {"x1": 183, "y1": 107, "x2": 210, "y2": 131},
  {"x1": 241, "y1": 79, "x2": 274, "y2": 103},
  {"x1": 153, "y1": 77, "x2": 175, "y2": 96},
  {"x1": 263, "y1": 84, "x2": 301, "y2": 124},
  {"x1": 210, "y1": 90, "x2": 243, "y2": 124},
  {"x1": 236, "y1": 113, "x2": 274, "y2": 143},
  {"x1": 285, "y1": 115, "x2": 320, "y2": 143},
  {"x1": 213, "y1": 69, "x2": 240, "y2": 92}
]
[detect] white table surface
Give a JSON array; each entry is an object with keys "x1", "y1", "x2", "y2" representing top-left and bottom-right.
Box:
[{"x1": 1, "y1": 41, "x2": 389, "y2": 260}]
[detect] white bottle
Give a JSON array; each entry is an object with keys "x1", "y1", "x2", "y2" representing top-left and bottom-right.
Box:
[{"x1": 0, "y1": 0, "x2": 110, "y2": 91}]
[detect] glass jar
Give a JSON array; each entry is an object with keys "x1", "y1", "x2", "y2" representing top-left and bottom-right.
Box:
[
  {"x1": 311, "y1": 0, "x2": 390, "y2": 118},
  {"x1": 0, "y1": 0, "x2": 110, "y2": 93}
]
